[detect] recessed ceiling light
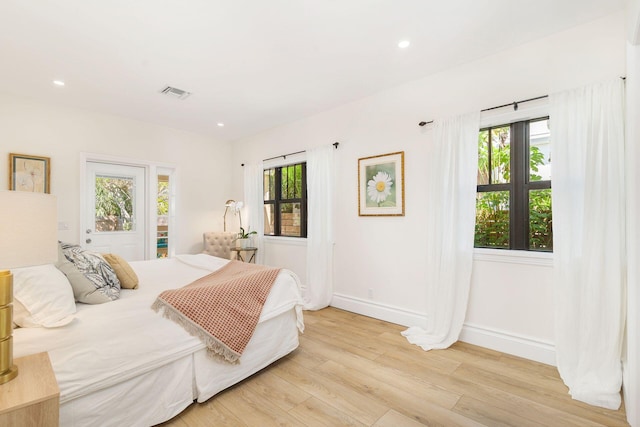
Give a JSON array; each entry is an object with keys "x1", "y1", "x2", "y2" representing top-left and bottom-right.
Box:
[
  {"x1": 398, "y1": 40, "x2": 410, "y2": 49},
  {"x1": 217, "y1": 123, "x2": 224, "y2": 127},
  {"x1": 53, "y1": 80, "x2": 65, "y2": 86}
]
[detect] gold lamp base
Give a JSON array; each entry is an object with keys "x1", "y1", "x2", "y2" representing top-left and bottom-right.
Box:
[
  {"x1": 0, "y1": 361, "x2": 18, "y2": 385},
  {"x1": 0, "y1": 270, "x2": 18, "y2": 384}
]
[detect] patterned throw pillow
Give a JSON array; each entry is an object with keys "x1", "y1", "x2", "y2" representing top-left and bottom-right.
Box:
[{"x1": 59, "y1": 242, "x2": 121, "y2": 302}]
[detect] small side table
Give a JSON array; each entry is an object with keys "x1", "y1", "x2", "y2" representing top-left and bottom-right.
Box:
[
  {"x1": 231, "y1": 247, "x2": 257, "y2": 263},
  {"x1": 0, "y1": 352, "x2": 60, "y2": 426}
]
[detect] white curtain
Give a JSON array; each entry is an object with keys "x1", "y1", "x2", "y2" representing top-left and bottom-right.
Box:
[
  {"x1": 402, "y1": 111, "x2": 480, "y2": 350},
  {"x1": 550, "y1": 79, "x2": 626, "y2": 410},
  {"x1": 243, "y1": 162, "x2": 265, "y2": 265},
  {"x1": 304, "y1": 145, "x2": 335, "y2": 310}
]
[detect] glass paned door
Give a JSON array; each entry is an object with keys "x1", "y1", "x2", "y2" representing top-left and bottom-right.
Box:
[{"x1": 85, "y1": 162, "x2": 146, "y2": 261}]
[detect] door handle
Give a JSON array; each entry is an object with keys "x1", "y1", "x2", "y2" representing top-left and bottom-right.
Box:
[{"x1": 86, "y1": 238, "x2": 92, "y2": 244}]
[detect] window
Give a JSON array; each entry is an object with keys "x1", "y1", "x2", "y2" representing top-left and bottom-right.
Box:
[
  {"x1": 263, "y1": 162, "x2": 307, "y2": 237},
  {"x1": 475, "y1": 117, "x2": 552, "y2": 251},
  {"x1": 156, "y1": 174, "x2": 170, "y2": 258},
  {"x1": 94, "y1": 175, "x2": 135, "y2": 231}
]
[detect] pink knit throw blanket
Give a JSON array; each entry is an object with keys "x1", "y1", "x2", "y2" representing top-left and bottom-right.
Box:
[{"x1": 151, "y1": 260, "x2": 281, "y2": 363}]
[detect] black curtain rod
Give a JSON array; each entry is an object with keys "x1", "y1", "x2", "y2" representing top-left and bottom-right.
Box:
[
  {"x1": 263, "y1": 142, "x2": 340, "y2": 162},
  {"x1": 481, "y1": 95, "x2": 548, "y2": 113},
  {"x1": 418, "y1": 76, "x2": 626, "y2": 127},
  {"x1": 263, "y1": 150, "x2": 305, "y2": 162},
  {"x1": 418, "y1": 94, "x2": 548, "y2": 127},
  {"x1": 241, "y1": 142, "x2": 339, "y2": 166}
]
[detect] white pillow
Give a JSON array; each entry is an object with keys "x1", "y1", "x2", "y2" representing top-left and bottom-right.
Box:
[{"x1": 12, "y1": 264, "x2": 76, "y2": 328}]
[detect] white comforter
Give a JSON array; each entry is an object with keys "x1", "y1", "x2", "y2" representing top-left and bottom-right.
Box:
[{"x1": 13, "y1": 254, "x2": 304, "y2": 404}]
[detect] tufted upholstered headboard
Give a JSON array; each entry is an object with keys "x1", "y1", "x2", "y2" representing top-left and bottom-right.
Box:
[{"x1": 202, "y1": 232, "x2": 236, "y2": 259}]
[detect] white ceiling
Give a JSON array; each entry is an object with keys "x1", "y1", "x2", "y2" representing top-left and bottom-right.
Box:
[{"x1": 0, "y1": 1, "x2": 626, "y2": 142}]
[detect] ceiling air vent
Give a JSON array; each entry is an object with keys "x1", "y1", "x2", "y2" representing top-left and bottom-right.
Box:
[{"x1": 160, "y1": 86, "x2": 191, "y2": 100}]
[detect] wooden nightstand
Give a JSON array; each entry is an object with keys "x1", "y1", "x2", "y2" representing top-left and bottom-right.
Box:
[
  {"x1": 0, "y1": 352, "x2": 59, "y2": 426},
  {"x1": 230, "y1": 247, "x2": 257, "y2": 263}
]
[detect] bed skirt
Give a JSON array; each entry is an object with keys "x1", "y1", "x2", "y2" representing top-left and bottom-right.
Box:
[{"x1": 59, "y1": 308, "x2": 299, "y2": 427}]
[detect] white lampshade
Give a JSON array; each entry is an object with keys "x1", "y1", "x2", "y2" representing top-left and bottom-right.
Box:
[{"x1": 0, "y1": 191, "x2": 58, "y2": 268}]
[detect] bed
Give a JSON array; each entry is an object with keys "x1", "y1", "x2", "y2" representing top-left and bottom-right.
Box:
[{"x1": 12, "y1": 254, "x2": 304, "y2": 427}]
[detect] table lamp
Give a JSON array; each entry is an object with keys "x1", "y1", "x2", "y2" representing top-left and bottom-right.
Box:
[{"x1": 0, "y1": 191, "x2": 58, "y2": 384}]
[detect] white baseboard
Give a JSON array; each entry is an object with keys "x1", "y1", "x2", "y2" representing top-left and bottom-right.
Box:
[
  {"x1": 459, "y1": 323, "x2": 556, "y2": 366},
  {"x1": 330, "y1": 293, "x2": 426, "y2": 327},
  {"x1": 330, "y1": 293, "x2": 556, "y2": 366}
]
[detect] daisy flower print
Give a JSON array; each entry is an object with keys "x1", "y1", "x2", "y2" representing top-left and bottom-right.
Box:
[{"x1": 367, "y1": 171, "x2": 393, "y2": 204}]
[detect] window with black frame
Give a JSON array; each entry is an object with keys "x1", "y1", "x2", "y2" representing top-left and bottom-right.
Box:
[
  {"x1": 263, "y1": 163, "x2": 307, "y2": 237},
  {"x1": 475, "y1": 117, "x2": 552, "y2": 251}
]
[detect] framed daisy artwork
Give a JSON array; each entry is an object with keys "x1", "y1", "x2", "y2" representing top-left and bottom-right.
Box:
[
  {"x1": 9, "y1": 153, "x2": 51, "y2": 193},
  {"x1": 358, "y1": 151, "x2": 404, "y2": 216}
]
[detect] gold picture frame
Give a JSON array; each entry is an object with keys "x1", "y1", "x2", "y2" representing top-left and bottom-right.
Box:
[
  {"x1": 358, "y1": 151, "x2": 405, "y2": 216},
  {"x1": 9, "y1": 153, "x2": 51, "y2": 193}
]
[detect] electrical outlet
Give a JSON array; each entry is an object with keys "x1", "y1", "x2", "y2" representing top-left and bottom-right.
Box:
[{"x1": 368, "y1": 288, "x2": 373, "y2": 299}]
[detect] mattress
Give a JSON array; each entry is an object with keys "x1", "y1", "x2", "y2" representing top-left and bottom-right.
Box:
[{"x1": 12, "y1": 254, "x2": 304, "y2": 426}]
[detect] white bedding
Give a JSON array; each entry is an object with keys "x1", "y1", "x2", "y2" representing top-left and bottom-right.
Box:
[{"x1": 12, "y1": 254, "x2": 304, "y2": 425}]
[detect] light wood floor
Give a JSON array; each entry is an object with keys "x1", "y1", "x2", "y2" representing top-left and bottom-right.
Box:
[{"x1": 160, "y1": 307, "x2": 629, "y2": 426}]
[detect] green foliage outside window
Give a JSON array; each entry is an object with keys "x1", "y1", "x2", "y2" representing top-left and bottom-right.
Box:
[
  {"x1": 157, "y1": 181, "x2": 169, "y2": 216},
  {"x1": 280, "y1": 164, "x2": 303, "y2": 212},
  {"x1": 475, "y1": 121, "x2": 553, "y2": 251},
  {"x1": 529, "y1": 189, "x2": 552, "y2": 250},
  {"x1": 475, "y1": 191, "x2": 510, "y2": 248},
  {"x1": 477, "y1": 127, "x2": 511, "y2": 185},
  {"x1": 264, "y1": 162, "x2": 307, "y2": 237},
  {"x1": 95, "y1": 176, "x2": 134, "y2": 231}
]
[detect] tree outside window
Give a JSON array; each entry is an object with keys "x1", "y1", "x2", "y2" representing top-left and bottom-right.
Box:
[
  {"x1": 475, "y1": 118, "x2": 552, "y2": 251},
  {"x1": 263, "y1": 163, "x2": 307, "y2": 237},
  {"x1": 95, "y1": 176, "x2": 134, "y2": 231}
]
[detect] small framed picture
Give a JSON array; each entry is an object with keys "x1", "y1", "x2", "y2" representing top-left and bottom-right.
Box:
[
  {"x1": 9, "y1": 153, "x2": 51, "y2": 193},
  {"x1": 358, "y1": 151, "x2": 405, "y2": 216}
]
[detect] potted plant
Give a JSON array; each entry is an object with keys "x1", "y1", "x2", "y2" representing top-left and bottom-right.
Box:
[{"x1": 235, "y1": 227, "x2": 257, "y2": 248}]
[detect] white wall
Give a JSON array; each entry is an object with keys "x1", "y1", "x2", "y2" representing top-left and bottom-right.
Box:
[
  {"x1": 231, "y1": 12, "x2": 626, "y2": 365},
  {"x1": 263, "y1": 237, "x2": 307, "y2": 282},
  {"x1": 0, "y1": 93, "x2": 232, "y2": 255},
  {"x1": 625, "y1": 42, "x2": 640, "y2": 427},
  {"x1": 624, "y1": 1, "x2": 640, "y2": 424}
]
